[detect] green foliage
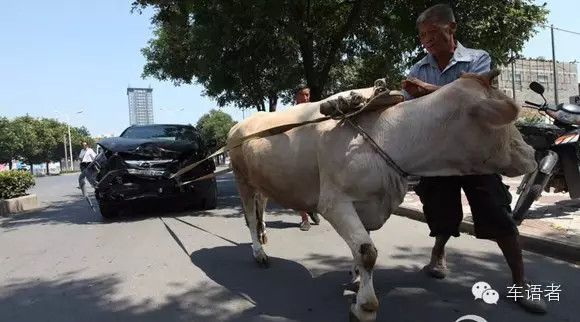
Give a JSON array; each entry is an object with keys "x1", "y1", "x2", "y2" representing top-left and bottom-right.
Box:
[
  {"x1": 0, "y1": 170, "x2": 35, "y2": 200},
  {"x1": 1, "y1": 116, "x2": 94, "y2": 170},
  {"x1": 132, "y1": 0, "x2": 548, "y2": 110},
  {"x1": 518, "y1": 108, "x2": 546, "y2": 124},
  {"x1": 196, "y1": 109, "x2": 237, "y2": 153},
  {"x1": 0, "y1": 117, "x2": 23, "y2": 165}
]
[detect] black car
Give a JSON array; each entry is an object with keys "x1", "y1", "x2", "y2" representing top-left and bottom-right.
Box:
[{"x1": 87, "y1": 124, "x2": 218, "y2": 218}]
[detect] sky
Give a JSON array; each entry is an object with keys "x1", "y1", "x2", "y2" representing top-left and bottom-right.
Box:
[{"x1": 1, "y1": 0, "x2": 579, "y2": 137}]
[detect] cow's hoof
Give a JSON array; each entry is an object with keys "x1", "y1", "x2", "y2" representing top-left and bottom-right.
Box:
[
  {"x1": 254, "y1": 251, "x2": 269, "y2": 268},
  {"x1": 349, "y1": 304, "x2": 377, "y2": 322}
]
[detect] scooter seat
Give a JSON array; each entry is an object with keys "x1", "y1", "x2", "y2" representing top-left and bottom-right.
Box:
[{"x1": 559, "y1": 103, "x2": 580, "y2": 115}]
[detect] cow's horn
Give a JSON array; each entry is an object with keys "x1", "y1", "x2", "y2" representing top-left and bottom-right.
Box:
[{"x1": 481, "y1": 69, "x2": 501, "y2": 83}]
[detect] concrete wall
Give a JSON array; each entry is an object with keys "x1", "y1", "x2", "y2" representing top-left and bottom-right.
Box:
[{"x1": 496, "y1": 58, "x2": 579, "y2": 107}]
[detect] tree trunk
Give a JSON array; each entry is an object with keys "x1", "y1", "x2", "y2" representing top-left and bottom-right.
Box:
[
  {"x1": 317, "y1": 0, "x2": 363, "y2": 95},
  {"x1": 45, "y1": 161, "x2": 50, "y2": 175},
  {"x1": 292, "y1": 0, "x2": 363, "y2": 101},
  {"x1": 268, "y1": 95, "x2": 278, "y2": 112},
  {"x1": 9, "y1": 160, "x2": 12, "y2": 170}
]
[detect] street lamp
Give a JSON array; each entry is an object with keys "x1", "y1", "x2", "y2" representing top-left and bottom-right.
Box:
[{"x1": 55, "y1": 110, "x2": 84, "y2": 171}]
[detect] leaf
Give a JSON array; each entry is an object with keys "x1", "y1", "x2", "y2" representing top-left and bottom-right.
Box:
[{"x1": 132, "y1": 0, "x2": 548, "y2": 110}]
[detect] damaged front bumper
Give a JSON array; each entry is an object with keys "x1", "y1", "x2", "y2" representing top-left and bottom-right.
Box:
[{"x1": 82, "y1": 149, "x2": 215, "y2": 206}]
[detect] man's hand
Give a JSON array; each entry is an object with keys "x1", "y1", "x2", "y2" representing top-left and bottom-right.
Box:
[{"x1": 401, "y1": 77, "x2": 440, "y2": 98}]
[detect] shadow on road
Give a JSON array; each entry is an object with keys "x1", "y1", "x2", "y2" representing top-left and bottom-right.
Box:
[
  {"x1": 526, "y1": 199, "x2": 580, "y2": 219},
  {"x1": 1, "y1": 241, "x2": 576, "y2": 322},
  {"x1": 1, "y1": 172, "x2": 305, "y2": 232}
]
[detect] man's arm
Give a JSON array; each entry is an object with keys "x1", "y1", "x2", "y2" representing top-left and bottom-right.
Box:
[
  {"x1": 401, "y1": 64, "x2": 433, "y2": 99},
  {"x1": 403, "y1": 77, "x2": 440, "y2": 97},
  {"x1": 403, "y1": 51, "x2": 491, "y2": 99}
]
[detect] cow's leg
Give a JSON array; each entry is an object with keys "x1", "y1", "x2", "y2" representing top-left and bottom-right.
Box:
[
  {"x1": 236, "y1": 178, "x2": 269, "y2": 267},
  {"x1": 255, "y1": 192, "x2": 268, "y2": 245},
  {"x1": 323, "y1": 201, "x2": 378, "y2": 321}
]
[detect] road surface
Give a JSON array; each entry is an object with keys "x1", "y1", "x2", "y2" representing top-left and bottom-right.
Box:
[{"x1": 0, "y1": 173, "x2": 578, "y2": 322}]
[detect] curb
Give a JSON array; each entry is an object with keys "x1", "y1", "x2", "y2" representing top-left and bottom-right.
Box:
[
  {"x1": 394, "y1": 206, "x2": 580, "y2": 264},
  {"x1": 0, "y1": 194, "x2": 40, "y2": 217}
]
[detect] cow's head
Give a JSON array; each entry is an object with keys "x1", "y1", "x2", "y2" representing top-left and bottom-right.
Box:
[{"x1": 402, "y1": 69, "x2": 537, "y2": 177}]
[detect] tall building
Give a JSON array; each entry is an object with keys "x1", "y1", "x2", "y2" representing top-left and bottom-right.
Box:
[
  {"x1": 127, "y1": 87, "x2": 154, "y2": 125},
  {"x1": 495, "y1": 58, "x2": 578, "y2": 107}
]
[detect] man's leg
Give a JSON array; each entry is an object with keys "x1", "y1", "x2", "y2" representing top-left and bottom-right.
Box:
[
  {"x1": 496, "y1": 235, "x2": 524, "y2": 286},
  {"x1": 299, "y1": 211, "x2": 310, "y2": 231},
  {"x1": 414, "y1": 176, "x2": 463, "y2": 278},
  {"x1": 428, "y1": 235, "x2": 450, "y2": 278},
  {"x1": 463, "y1": 174, "x2": 547, "y2": 314}
]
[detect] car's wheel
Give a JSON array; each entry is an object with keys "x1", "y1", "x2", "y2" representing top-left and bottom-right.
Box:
[{"x1": 99, "y1": 203, "x2": 118, "y2": 219}]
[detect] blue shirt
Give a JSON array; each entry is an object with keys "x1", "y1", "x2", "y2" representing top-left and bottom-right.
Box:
[{"x1": 403, "y1": 42, "x2": 491, "y2": 100}]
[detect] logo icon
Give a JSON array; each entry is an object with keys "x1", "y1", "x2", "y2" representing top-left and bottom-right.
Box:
[
  {"x1": 472, "y1": 281, "x2": 499, "y2": 305},
  {"x1": 455, "y1": 315, "x2": 488, "y2": 322},
  {"x1": 140, "y1": 162, "x2": 151, "y2": 168},
  {"x1": 472, "y1": 281, "x2": 491, "y2": 300},
  {"x1": 482, "y1": 289, "x2": 499, "y2": 304}
]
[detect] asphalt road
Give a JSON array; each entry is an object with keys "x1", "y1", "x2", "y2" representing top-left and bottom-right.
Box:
[{"x1": 0, "y1": 172, "x2": 578, "y2": 322}]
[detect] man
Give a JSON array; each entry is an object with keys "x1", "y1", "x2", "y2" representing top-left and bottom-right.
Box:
[
  {"x1": 78, "y1": 141, "x2": 96, "y2": 171},
  {"x1": 293, "y1": 85, "x2": 321, "y2": 231},
  {"x1": 402, "y1": 4, "x2": 547, "y2": 314}
]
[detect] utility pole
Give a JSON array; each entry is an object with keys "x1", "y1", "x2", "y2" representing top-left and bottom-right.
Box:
[
  {"x1": 551, "y1": 24, "x2": 559, "y2": 105},
  {"x1": 511, "y1": 50, "x2": 516, "y2": 100},
  {"x1": 66, "y1": 120, "x2": 73, "y2": 171},
  {"x1": 63, "y1": 134, "x2": 68, "y2": 171}
]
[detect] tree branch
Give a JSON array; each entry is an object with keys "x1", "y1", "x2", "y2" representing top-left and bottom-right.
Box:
[{"x1": 318, "y1": 0, "x2": 363, "y2": 89}]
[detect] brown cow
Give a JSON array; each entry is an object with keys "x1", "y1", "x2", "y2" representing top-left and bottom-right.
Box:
[{"x1": 227, "y1": 70, "x2": 536, "y2": 321}]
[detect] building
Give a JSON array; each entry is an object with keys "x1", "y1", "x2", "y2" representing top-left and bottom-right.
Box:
[
  {"x1": 495, "y1": 58, "x2": 579, "y2": 107},
  {"x1": 127, "y1": 87, "x2": 154, "y2": 125}
]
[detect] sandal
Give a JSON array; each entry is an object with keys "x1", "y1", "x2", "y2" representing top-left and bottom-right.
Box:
[{"x1": 308, "y1": 212, "x2": 320, "y2": 225}]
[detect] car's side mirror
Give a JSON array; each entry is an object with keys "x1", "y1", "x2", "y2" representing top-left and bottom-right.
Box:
[{"x1": 530, "y1": 81, "x2": 545, "y2": 95}]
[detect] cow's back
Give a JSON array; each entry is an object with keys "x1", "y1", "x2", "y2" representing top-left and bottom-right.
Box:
[{"x1": 227, "y1": 103, "x2": 328, "y2": 211}]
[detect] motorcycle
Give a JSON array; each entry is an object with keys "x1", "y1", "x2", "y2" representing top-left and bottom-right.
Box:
[{"x1": 512, "y1": 81, "x2": 580, "y2": 225}]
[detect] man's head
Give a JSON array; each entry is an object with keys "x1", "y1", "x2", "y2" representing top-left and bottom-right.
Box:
[
  {"x1": 82, "y1": 141, "x2": 88, "y2": 149},
  {"x1": 416, "y1": 4, "x2": 457, "y2": 56},
  {"x1": 294, "y1": 85, "x2": 311, "y2": 104}
]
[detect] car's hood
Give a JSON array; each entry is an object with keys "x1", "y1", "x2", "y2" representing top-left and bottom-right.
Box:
[{"x1": 97, "y1": 137, "x2": 200, "y2": 157}]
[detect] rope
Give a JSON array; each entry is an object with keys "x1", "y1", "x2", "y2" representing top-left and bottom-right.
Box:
[{"x1": 171, "y1": 83, "x2": 409, "y2": 181}]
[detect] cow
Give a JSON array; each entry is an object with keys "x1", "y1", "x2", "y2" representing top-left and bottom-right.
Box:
[{"x1": 226, "y1": 70, "x2": 537, "y2": 321}]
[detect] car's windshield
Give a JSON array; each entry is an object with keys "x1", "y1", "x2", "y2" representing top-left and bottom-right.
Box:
[{"x1": 121, "y1": 125, "x2": 200, "y2": 141}]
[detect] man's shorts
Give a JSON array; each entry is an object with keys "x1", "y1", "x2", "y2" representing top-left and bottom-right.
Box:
[{"x1": 413, "y1": 174, "x2": 519, "y2": 240}]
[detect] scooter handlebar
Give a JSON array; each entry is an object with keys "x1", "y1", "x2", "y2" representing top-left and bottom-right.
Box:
[{"x1": 524, "y1": 101, "x2": 542, "y2": 108}]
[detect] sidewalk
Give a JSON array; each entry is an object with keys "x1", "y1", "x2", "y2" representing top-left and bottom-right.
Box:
[{"x1": 395, "y1": 176, "x2": 580, "y2": 264}]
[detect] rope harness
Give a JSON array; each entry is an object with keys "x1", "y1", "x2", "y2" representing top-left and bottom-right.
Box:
[{"x1": 172, "y1": 79, "x2": 408, "y2": 185}]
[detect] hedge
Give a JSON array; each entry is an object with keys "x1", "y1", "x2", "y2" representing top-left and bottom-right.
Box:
[{"x1": 0, "y1": 170, "x2": 35, "y2": 200}]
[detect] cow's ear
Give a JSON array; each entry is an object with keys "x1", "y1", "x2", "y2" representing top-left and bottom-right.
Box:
[{"x1": 469, "y1": 98, "x2": 520, "y2": 127}]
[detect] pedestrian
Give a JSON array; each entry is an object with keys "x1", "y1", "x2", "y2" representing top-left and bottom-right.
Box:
[
  {"x1": 293, "y1": 85, "x2": 321, "y2": 231},
  {"x1": 78, "y1": 141, "x2": 96, "y2": 171},
  {"x1": 401, "y1": 4, "x2": 547, "y2": 314}
]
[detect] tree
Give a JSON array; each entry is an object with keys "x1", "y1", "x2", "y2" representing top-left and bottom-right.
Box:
[
  {"x1": 61, "y1": 126, "x2": 95, "y2": 162},
  {"x1": 0, "y1": 117, "x2": 23, "y2": 169},
  {"x1": 15, "y1": 117, "x2": 61, "y2": 175},
  {"x1": 196, "y1": 109, "x2": 237, "y2": 163},
  {"x1": 11, "y1": 116, "x2": 40, "y2": 172},
  {"x1": 132, "y1": 0, "x2": 548, "y2": 111}
]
